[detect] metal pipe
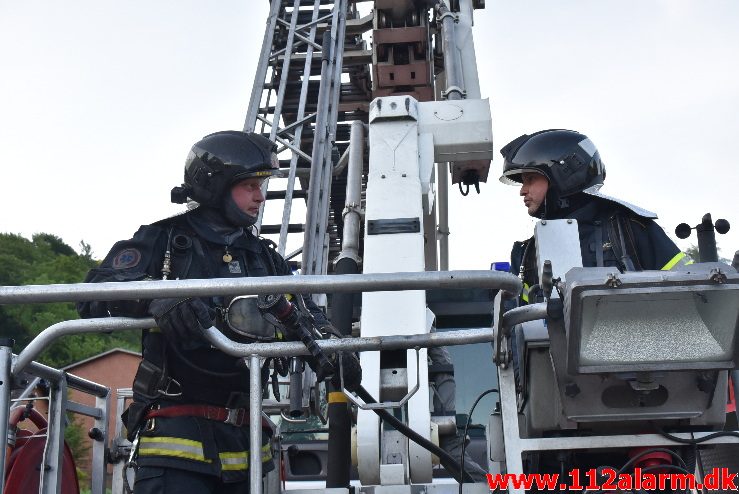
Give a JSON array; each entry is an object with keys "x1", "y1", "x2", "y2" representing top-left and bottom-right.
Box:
[
  {"x1": 17, "y1": 360, "x2": 108, "y2": 399},
  {"x1": 332, "y1": 144, "x2": 351, "y2": 177},
  {"x1": 501, "y1": 302, "x2": 548, "y2": 334},
  {"x1": 496, "y1": 303, "x2": 548, "y2": 366},
  {"x1": 437, "y1": 2, "x2": 465, "y2": 100},
  {"x1": 437, "y1": 162, "x2": 450, "y2": 270},
  {"x1": 13, "y1": 317, "x2": 154, "y2": 376},
  {"x1": 13, "y1": 317, "x2": 499, "y2": 373},
  {"x1": 0, "y1": 270, "x2": 522, "y2": 305},
  {"x1": 302, "y1": 33, "x2": 333, "y2": 275},
  {"x1": 203, "y1": 326, "x2": 494, "y2": 358},
  {"x1": 0, "y1": 339, "x2": 13, "y2": 493},
  {"x1": 244, "y1": 0, "x2": 282, "y2": 131},
  {"x1": 312, "y1": 0, "x2": 348, "y2": 277},
  {"x1": 336, "y1": 120, "x2": 365, "y2": 264},
  {"x1": 40, "y1": 376, "x2": 68, "y2": 494},
  {"x1": 277, "y1": 0, "x2": 322, "y2": 255},
  {"x1": 9, "y1": 376, "x2": 40, "y2": 410},
  {"x1": 249, "y1": 354, "x2": 263, "y2": 494},
  {"x1": 326, "y1": 382, "x2": 351, "y2": 487},
  {"x1": 329, "y1": 119, "x2": 363, "y2": 490},
  {"x1": 456, "y1": 0, "x2": 481, "y2": 99}
]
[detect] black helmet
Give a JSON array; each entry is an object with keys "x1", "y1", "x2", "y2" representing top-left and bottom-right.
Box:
[
  {"x1": 499, "y1": 129, "x2": 605, "y2": 198},
  {"x1": 171, "y1": 131, "x2": 280, "y2": 207}
]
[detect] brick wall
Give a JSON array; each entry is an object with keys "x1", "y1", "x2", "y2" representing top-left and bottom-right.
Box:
[{"x1": 64, "y1": 350, "x2": 140, "y2": 482}]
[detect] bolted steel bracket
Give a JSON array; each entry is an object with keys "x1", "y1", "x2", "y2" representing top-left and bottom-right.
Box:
[
  {"x1": 605, "y1": 272, "x2": 622, "y2": 288},
  {"x1": 709, "y1": 268, "x2": 728, "y2": 284}
]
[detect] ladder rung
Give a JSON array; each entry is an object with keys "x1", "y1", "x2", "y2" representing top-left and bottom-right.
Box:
[
  {"x1": 267, "y1": 190, "x2": 308, "y2": 200},
  {"x1": 260, "y1": 224, "x2": 305, "y2": 234}
]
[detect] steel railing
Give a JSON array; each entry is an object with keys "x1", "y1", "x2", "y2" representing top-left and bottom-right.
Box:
[{"x1": 1, "y1": 270, "x2": 521, "y2": 494}]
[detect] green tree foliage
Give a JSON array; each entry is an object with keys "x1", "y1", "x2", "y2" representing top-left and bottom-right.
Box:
[
  {"x1": 0, "y1": 233, "x2": 139, "y2": 367},
  {"x1": 685, "y1": 243, "x2": 731, "y2": 264}
]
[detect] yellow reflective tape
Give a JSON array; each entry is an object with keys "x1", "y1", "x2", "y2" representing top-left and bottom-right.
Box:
[
  {"x1": 661, "y1": 252, "x2": 686, "y2": 270},
  {"x1": 139, "y1": 436, "x2": 209, "y2": 463},
  {"x1": 141, "y1": 436, "x2": 202, "y2": 448},
  {"x1": 138, "y1": 447, "x2": 209, "y2": 462},
  {"x1": 261, "y1": 443, "x2": 272, "y2": 461},
  {"x1": 218, "y1": 446, "x2": 271, "y2": 470},
  {"x1": 328, "y1": 392, "x2": 349, "y2": 403},
  {"x1": 521, "y1": 283, "x2": 530, "y2": 303},
  {"x1": 220, "y1": 451, "x2": 249, "y2": 471}
]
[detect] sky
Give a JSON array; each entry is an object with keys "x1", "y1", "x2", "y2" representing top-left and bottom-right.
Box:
[{"x1": 1, "y1": 0, "x2": 738, "y2": 270}]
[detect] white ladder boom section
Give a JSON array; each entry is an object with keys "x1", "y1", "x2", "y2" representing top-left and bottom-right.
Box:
[{"x1": 358, "y1": 95, "x2": 493, "y2": 486}]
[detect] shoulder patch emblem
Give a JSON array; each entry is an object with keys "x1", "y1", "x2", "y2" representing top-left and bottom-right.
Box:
[{"x1": 112, "y1": 248, "x2": 142, "y2": 269}]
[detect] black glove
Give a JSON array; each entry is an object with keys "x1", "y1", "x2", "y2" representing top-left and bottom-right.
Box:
[
  {"x1": 330, "y1": 351, "x2": 362, "y2": 392},
  {"x1": 148, "y1": 297, "x2": 214, "y2": 340}
]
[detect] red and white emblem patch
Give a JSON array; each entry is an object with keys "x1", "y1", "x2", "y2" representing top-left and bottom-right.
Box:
[{"x1": 112, "y1": 248, "x2": 142, "y2": 269}]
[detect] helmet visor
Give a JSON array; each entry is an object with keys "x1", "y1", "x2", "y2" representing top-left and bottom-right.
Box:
[{"x1": 499, "y1": 167, "x2": 547, "y2": 186}]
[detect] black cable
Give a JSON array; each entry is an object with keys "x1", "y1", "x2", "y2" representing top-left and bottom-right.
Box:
[
  {"x1": 654, "y1": 425, "x2": 739, "y2": 444},
  {"x1": 459, "y1": 388, "x2": 498, "y2": 494},
  {"x1": 354, "y1": 386, "x2": 475, "y2": 484}
]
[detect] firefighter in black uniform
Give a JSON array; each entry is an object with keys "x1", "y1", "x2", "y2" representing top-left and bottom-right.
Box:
[
  {"x1": 78, "y1": 131, "x2": 360, "y2": 493},
  {"x1": 499, "y1": 129, "x2": 690, "y2": 304}
]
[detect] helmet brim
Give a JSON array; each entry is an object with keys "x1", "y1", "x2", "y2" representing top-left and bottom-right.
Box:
[
  {"x1": 498, "y1": 167, "x2": 547, "y2": 186},
  {"x1": 231, "y1": 168, "x2": 284, "y2": 183}
]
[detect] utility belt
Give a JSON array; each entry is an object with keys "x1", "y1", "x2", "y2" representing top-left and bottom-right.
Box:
[
  {"x1": 126, "y1": 356, "x2": 252, "y2": 440},
  {"x1": 143, "y1": 403, "x2": 271, "y2": 428}
]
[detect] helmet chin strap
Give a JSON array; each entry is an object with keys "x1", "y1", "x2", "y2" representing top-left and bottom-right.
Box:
[{"x1": 223, "y1": 195, "x2": 258, "y2": 228}]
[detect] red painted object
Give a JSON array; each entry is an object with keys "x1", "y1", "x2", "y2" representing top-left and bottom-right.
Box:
[
  {"x1": 4, "y1": 408, "x2": 80, "y2": 494},
  {"x1": 628, "y1": 447, "x2": 672, "y2": 473},
  {"x1": 727, "y1": 375, "x2": 736, "y2": 414}
]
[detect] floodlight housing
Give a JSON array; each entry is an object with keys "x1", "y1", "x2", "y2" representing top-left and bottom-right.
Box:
[{"x1": 563, "y1": 263, "x2": 739, "y2": 375}]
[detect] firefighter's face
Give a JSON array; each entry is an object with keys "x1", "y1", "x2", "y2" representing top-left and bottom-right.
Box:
[
  {"x1": 520, "y1": 172, "x2": 549, "y2": 216},
  {"x1": 231, "y1": 178, "x2": 266, "y2": 217}
]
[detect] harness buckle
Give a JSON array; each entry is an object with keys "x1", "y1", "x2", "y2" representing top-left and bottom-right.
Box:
[{"x1": 224, "y1": 407, "x2": 244, "y2": 426}]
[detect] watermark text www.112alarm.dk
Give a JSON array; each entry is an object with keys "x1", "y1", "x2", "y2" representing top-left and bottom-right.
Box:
[{"x1": 486, "y1": 467, "x2": 737, "y2": 491}]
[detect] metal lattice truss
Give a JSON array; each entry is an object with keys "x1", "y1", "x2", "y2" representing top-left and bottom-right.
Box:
[{"x1": 244, "y1": 0, "x2": 360, "y2": 277}]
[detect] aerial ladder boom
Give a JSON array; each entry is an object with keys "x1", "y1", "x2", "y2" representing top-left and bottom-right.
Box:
[{"x1": 244, "y1": 0, "x2": 492, "y2": 488}]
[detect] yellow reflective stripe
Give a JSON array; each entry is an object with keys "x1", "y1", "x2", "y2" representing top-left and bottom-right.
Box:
[
  {"x1": 328, "y1": 392, "x2": 349, "y2": 403},
  {"x1": 521, "y1": 283, "x2": 530, "y2": 303},
  {"x1": 220, "y1": 449, "x2": 272, "y2": 469},
  {"x1": 220, "y1": 451, "x2": 248, "y2": 471},
  {"x1": 218, "y1": 445, "x2": 272, "y2": 471},
  {"x1": 261, "y1": 443, "x2": 272, "y2": 462},
  {"x1": 262, "y1": 443, "x2": 272, "y2": 461},
  {"x1": 661, "y1": 252, "x2": 686, "y2": 270},
  {"x1": 139, "y1": 437, "x2": 209, "y2": 463}
]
